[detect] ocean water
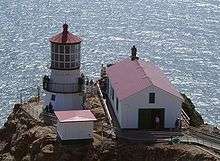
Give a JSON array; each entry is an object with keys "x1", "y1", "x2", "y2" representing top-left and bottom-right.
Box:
[{"x1": 0, "y1": 0, "x2": 219, "y2": 126}]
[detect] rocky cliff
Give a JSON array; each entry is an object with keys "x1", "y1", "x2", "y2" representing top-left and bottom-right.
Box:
[
  {"x1": 0, "y1": 98, "x2": 217, "y2": 161},
  {"x1": 181, "y1": 94, "x2": 204, "y2": 127}
]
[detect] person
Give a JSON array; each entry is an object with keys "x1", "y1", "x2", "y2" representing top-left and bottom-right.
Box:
[
  {"x1": 48, "y1": 102, "x2": 53, "y2": 113},
  {"x1": 131, "y1": 45, "x2": 137, "y2": 60},
  {"x1": 175, "y1": 118, "x2": 179, "y2": 130},
  {"x1": 131, "y1": 45, "x2": 137, "y2": 57},
  {"x1": 179, "y1": 119, "x2": 182, "y2": 131},
  {"x1": 155, "y1": 115, "x2": 160, "y2": 130},
  {"x1": 175, "y1": 118, "x2": 182, "y2": 131}
]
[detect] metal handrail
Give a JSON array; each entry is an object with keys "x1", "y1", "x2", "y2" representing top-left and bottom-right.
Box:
[{"x1": 43, "y1": 75, "x2": 85, "y2": 93}]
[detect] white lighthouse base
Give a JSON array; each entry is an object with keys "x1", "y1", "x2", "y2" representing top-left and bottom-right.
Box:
[{"x1": 43, "y1": 92, "x2": 85, "y2": 111}]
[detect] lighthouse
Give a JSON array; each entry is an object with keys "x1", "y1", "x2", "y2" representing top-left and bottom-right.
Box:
[{"x1": 43, "y1": 24, "x2": 85, "y2": 111}]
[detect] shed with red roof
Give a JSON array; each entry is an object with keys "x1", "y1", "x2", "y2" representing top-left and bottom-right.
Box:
[
  {"x1": 55, "y1": 110, "x2": 96, "y2": 141},
  {"x1": 106, "y1": 46, "x2": 183, "y2": 129}
]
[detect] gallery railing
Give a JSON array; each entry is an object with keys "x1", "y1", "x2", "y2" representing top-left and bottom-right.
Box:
[{"x1": 43, "y1": 76, "x2": 85, "y2": 93}]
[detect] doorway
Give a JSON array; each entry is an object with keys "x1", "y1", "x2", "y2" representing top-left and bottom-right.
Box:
[{"x1": 138, "y1": 108, "x2": 165, "y2": 129}]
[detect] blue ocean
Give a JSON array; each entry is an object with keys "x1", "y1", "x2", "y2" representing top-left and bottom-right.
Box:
[{"x1": 0, "y1": 0, "x2": 219, "y2": 126}]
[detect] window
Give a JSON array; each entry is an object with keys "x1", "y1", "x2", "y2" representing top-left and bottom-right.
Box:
[
  {"x1": 51, "y1": 61, "x2": 54, "y2": 68},
  {"x1": 71, "y1": 45, "x2": 75, "y2": 53},
  {"x1": 65, "y1": 46, "x2": 70, "y2": 53},
  {"x1": 71, "y1": 55, "x2": 75, "y2": 61},
  {"x1": 116, "y1": 98, "x2": 119, "y2": 112},
  {"x1": 55, "y1": 44, "x2": 58, "y2": 53},
  {"x1": 65, "y1": 63, "x2": 70, "y2": 68},
  {"x1": 149, "y1": 93, "x2": 155, "y2": 103},
  {"x1": 60, "y1": 63, "x2": 64, "y2": 68},
  {"x1": 65, "y1": 55, "x2": 70, "y2": 61},
  {"x1": 60, "y1": 55, "x2": 64, "y2": 61},
  {"x1": 55, "y1": 62, "x2": 58, "y2": 68},
  {"x1": 51, "y1": 94, "x2": 56, "y2": 101},
  {"x1": 76, "y1": 44, "x2": 80, "y2": 51},
  {"x1": 51, "y1": 44, "x2": 55, "y2": 52},
  {"x1": 59, "y1": 45, "x2": 64, "y2": 53},
  {"x1": 51, "y1": 53, "x2": 54, "y2": 60},
  {"x1": 71, "y1": 62, "x2": 75, "y2": 68},
  {"x1": 55, "y1": 54, "x2": 58, "y2": 61}
]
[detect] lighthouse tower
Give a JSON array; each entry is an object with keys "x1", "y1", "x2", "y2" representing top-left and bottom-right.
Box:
[{"x1": 43, "y1": 24, "x2": 85, "y2": 111}]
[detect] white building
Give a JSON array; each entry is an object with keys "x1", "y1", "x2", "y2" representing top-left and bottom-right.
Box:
[
  {"x1": 55, "y1": 110, "x2": 96, "y2": 141},
  {"x1": 43, "y1": 24, "x2": 85, "y2": 111},
  {"x1": 106, "y1": 46, "x2": 183, "y2": 129}
]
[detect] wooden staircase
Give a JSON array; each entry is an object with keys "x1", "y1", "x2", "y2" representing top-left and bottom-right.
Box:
[{"x1": 181, "y1": 109, "x2": 190, "y2": 129}]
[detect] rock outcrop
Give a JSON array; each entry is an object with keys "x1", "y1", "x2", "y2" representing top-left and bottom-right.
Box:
[
  {"x1": 181, "y1": 94, "x2": 204, "y2": 127},
  {"x1": 0, "y1": 104, "x2": 58, "y2": 161},
  {"x1": 0, "y1": 97, "x2": 218, "y2": 161}
]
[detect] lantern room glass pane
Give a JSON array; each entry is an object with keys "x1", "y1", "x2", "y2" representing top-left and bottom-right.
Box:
[
  {"x1": 60, "y1": 55, "x2": 64, "y2": 61},
  {"x1": 71, "y1": 62, "x2": 75, "y2": 68},
  {"x1": 65, "y1": 63, "x2": 70, "y2": 68},
  {"x1": 60, "y1": 63, "x2": 64, "y2": 69},
  {"x1": 77, "y1": 44, "x2": 81, "y2": 51},
  {"x1": 51, "y1": 53, "x2": 54, "y2": 60},
  {"x1": 65, "y1": 55, "x2": 70, "y2": 61},
  {"x1": 51, "y1": 44, "x2": 55, "y2": 52},
  {"x1": 51, "y1": 61, "x2": 54, "y2": 68},
  {"x1": 55, "y1": 62, "x2": 58, "y2": 68},
  {"x1": 65, "y1": 46, "x2": 70, "y2": 53},
  {"x1": 71, "y1": 45, "x2": 75, "y2": 53},
  {"x1": 55, "y1": 44, "x2": 58, "y2": 53},
  {"x1": 59, "y1": 45, "x2": 64, "y2": 53},
  {"x1": 55, "y1": 54, "x2": 58, "y2": 61},
  {"x1": 71, "y1": 55, "x2": 75, "y2": 61}
]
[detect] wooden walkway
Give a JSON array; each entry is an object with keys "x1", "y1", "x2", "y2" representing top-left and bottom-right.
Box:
[{"x1": 181, "y1": 134, "x2": 220, "y2": 151}]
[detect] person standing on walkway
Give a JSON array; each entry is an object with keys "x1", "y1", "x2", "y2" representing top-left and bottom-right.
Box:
[
  {"x1": 175, "y1": 118, "x2": 182, "y2": 131},
  {"x1": 175, "y1": 118, "x2": 179, "y2": 130},
  {"x1": 155, "y1": 115, "x2": 160, "y2": 130}
]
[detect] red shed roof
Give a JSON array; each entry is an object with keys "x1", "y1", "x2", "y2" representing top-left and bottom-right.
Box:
[
  {"x1": 106, "y1": 58, "x2": 183, "y2": 101},
  {"x1": 49, "y1": 24, "x2": 82, "y2": 44},
  {"x1": 55, "y1": 110, "x2": 96, "y2": 123}
]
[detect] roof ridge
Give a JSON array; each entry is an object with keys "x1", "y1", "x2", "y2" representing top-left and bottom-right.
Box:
[
  {"x1": 136, "y1": 60, "x2": 153, "y2": 85},
  {"x1": 139, "y1": 60, "x2": 183, "y2": 100}
]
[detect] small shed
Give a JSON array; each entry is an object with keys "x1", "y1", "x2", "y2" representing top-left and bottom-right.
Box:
[{"x1": 55, "y1": 110, "x2": 96, "y2": 141}]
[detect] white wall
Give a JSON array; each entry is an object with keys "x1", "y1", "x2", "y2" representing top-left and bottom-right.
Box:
[
  {"x1": 107, "y1": 79, "x2": 122, "y2": 126},
  {"x1": 51, "y1": 69, "x2": 81, "y2": 84},
  {"x1": 44, "y1": 92, "x2": 84, "y2": 111},
  {"x1": 119, "y1": 85, "x2": 182, "y2": 129},
  {"x1": 57, "y1": 121, "x2": 94, "y2": 140}
]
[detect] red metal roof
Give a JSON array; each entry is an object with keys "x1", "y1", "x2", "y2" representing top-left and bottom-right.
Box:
[
  {"x1": 49, "y1": 24, "x2": 82, "y2": 44},
  {"x1": 106, "y1": 58, "x2": 183, "y2": 101},
  {"x1": 55, "y1": 110, "x2": 96, "y2": 123}
]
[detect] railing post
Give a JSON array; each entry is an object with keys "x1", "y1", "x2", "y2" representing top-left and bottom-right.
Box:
[
  {"x1": 37, "y1": 86, "x2": 40, "y2": 103},
  {"x1": 20, "y1": 92, "x2": 23, "y2": 104}
]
